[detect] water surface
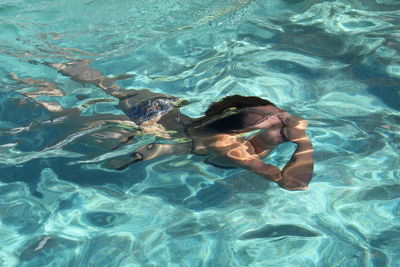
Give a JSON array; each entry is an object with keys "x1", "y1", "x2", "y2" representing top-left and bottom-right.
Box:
[{"x1": 0, "y1": 0, "x2": 399, "y2": 266}]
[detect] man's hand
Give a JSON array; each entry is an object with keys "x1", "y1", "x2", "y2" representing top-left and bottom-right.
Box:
[
  {"x1": 277, "y1": 112, "x2": 309, "y2": 143},
  {"x1": 277, "y1": 112, "x2": 308, "y2": 129},
  {"x1": 281, "y1": 126, "x2": 308, "y2": 142}
]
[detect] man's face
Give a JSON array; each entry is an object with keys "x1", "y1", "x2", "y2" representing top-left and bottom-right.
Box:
[
  {"x1": 244, "y1": 105, "x2": 284, "y2": 129},
  {"x1": 243, "y1": 105, "x2": 285, "y2": 145}
]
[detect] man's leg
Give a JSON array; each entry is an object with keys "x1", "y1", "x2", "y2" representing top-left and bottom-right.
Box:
[
  {"x1": 46, "y1": 59, "x2": 135, "y2": 99},
  {"x1": 45, "y1": 60, "x2": 178, "y2": 119}
]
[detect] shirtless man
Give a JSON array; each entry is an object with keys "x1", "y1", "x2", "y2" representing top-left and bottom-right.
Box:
[{"x1": 12, "y1": 59, "x2": 314, "y2": 191}]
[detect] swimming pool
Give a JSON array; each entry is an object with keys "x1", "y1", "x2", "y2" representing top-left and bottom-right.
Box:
[{"x1": 0, "y1": 0, "x2": 399, "y2": 266}]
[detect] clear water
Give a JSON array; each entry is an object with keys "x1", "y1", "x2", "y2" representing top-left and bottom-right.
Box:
[{"x1": 1, "y1": 0, "x2": 399, "y2": 266}]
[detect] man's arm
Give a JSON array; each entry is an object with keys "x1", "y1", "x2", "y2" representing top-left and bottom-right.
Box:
[
  {"x1": 103, "y1": 142, "x2": 191, "y2": 170},
  {"x1": 215, "y1": 114, "x2": 314, "y2": 191},
  {"x1": 209, "y1": 134, "x2": 283, "y2": 184},
  {"x1": 279, "y1": 135, "x2": 313, "y2": 190},
  {"x1": 220, "y1": 138, "x2": 312, "y2": 190},
  {"x1": 278, "y1": 114, "x2": 314, "y2": 190}
]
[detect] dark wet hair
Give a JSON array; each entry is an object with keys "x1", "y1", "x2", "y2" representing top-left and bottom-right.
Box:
[
  {"x1": 191, "y1": 95, "x2": 275, "y2": 132},
  {"x1": 204, "y1": 95, "x2": 275, "y2": 117}
]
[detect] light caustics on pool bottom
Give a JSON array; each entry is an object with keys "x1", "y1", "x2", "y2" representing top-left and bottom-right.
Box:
[{"x1": 0, "y1": 0, "x2": 400, "y2": 266}]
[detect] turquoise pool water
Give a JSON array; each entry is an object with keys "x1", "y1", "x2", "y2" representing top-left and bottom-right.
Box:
[{"x1": 1, "y1": 0, "x2": 399, "y2": 266}]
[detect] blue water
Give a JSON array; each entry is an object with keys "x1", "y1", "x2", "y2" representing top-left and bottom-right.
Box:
[{"x1": 1, "y1": 0, "x2": 400, "y2": 266}]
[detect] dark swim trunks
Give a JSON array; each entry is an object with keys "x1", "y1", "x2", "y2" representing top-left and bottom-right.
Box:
[{"x1": 124, "y1": 96, "x2": 179, "y2": 125}]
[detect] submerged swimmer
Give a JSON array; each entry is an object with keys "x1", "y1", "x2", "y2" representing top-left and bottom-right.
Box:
[{"x1": 13, "y1": 59, "x2": 314, "y2": 191}]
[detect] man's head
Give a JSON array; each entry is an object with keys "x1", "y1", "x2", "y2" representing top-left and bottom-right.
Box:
[
  {"x1": 204, "y1": 95, "x2": 275, "y2": 118},
  {"x1": 192, "y1": 95, "x2": 277, "y2": 132}
]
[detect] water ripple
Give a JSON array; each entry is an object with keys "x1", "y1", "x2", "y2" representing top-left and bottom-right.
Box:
[{"x1": 1, "y1": 0, "x2": 400, "y2": 266}]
